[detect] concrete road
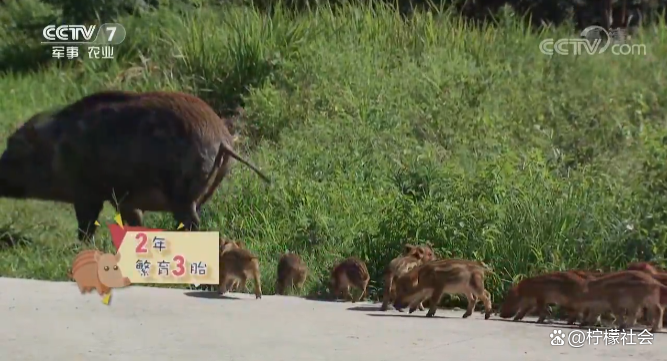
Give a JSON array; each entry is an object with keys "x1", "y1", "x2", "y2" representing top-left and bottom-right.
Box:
[{"x1": 0, "y1": 277, "x2": 662, "y2": 361}]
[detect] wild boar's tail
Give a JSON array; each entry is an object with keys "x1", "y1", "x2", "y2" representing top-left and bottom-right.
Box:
[{"x1": 214, "y1": 141, "x2": 271, "y2": 184}]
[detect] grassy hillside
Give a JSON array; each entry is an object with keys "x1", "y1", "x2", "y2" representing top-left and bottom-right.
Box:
[{"x1": 1, "y1": 1, "x2": 667, "y2": 304}]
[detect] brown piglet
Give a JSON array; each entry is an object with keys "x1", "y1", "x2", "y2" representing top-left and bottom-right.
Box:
[
  {"x1": 627, "y1": 262, "x2": 662, "y2": 275},
  {"x1": 559, "y1": 270, "x2": 606, "y2": 324},
  {"x1": 499, "y1": 271, "x2": 587, "y2": 324},
  {"x1": 416, "y1": 244, "x2": 436, "y2": 262},
  {"x1": 392, "y1": 259, "x2": 493, "y2": 319},
  {"x1": 331, "y1": 257, "x2": 370, "y2": 302},
  {"x1": 576, "y1": 270, "x2": 667, "y2": 332},
  {"x1": 219, "y1": 247, "x2": 262, "y2": 299},
  {"x1": 612, "y1": 265, "x2": 667, "y2": 326},
  {"x1": 220, "y1": 238, "x2": 244, "y2": 254},
  {"x1": 627, "y1": 262, "x2": 664, "y2": 325},
  {"x1": 275, "y1": 253, "x2": 308, "y2": 295},
  {"x1": 380, "y1": 244, "x2": 433, "y2": 311},
  {"x1": 219, "y1": 238, "x2": 245, "y2": 291}
]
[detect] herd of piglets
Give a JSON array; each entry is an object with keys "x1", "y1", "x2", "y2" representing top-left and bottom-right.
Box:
[
  {"x1": 216, "y1": 238, "x2": 667, "y2": 332},
  {"x1": 499, "y1": 262, "x2": 667, "y2": 332}
]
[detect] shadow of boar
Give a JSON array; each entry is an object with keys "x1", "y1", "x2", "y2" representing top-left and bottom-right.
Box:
[{"x1": 0, "y1": 90, "x2": 270, "y2": 241}]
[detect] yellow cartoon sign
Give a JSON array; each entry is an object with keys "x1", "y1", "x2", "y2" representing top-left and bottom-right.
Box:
[
  {"x1": 116, "y1": 231, "x2": 219, "y2": 284},
  {"x1": 71, "y1": 215, "x2": 220, "y2": 306}
]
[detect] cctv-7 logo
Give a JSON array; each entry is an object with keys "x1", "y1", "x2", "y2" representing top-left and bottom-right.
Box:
[{"x1": 105, "y1": 27, "x2": 116, "y2": 43}]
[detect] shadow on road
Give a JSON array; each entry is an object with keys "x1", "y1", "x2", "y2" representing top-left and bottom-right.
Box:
[
  {"x1": 366, "y1": 313, "x2": 454, "y2": 319},
  {"x1": 486, "y1": 318, "x2": 527, "y2": 324},
  {"x1": 347, "y1": 305, "x2": 384, "y2": 312},
  {"x1": 184, "y1": 291, "x2": 240, "y2": 300},
  {"x1": 302, "y1": 295, "x2": 349, "y2": 303},
  {"x1": 532, "y1": 323, "x2": 586, "y2": 330},
  {"x1": 486, "y1": 318, "x2": 566, "y2": 326}
]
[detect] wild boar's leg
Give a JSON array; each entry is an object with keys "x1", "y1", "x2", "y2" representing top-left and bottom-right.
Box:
[
  {"x1": 119, "y1": 206, "x2": 143, "y2": 226},
  {"x1": 623, "y1": 304, "x2": 641, "y2": 329},
  {"x1": 275, "y1": 279, "x2": 284, "y2": 295},
  {"x1": 74, "y1": 199, "x2": 104, "y2": 242},
  {"x1": 535, "y1": 298, "x2": 549, "y2": 323},
  {"x1": 647, "y1": 303, "x2": 664, "y2": 332},
  {"x1": 425, "y1": 284, "x2": 447, "y2": 317},
  {"x1": 251, "y1": 267, "x2": 262, "y2": 299},
  {"x1": 173, "y1": 202, "x2": 200, "y2": 231},
  {"x1": 218, "y1": 274, "x2": 229, "y2": 295},
  {"x1": 197, "y1": 156, "x2": 231, "y2": 210},
  {"x1": 357, "y1": 279, "x2": 369, "y2": 302},
  {"x1": 514, "y1": 302, "x2": 532, "y2": 321},
  {"x1": 462, "y1": 292, "x2": 477, "y2": 318},
  {"x1": 343, "y1": 286, "x2": 354, "y2": 301},
  {"x1": 380, "y1": 271, "x2": 394, "y2": 311}
]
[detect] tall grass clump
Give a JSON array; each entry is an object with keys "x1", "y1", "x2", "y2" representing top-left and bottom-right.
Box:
[{"x1": 1, "y1": 1, "x2": 667, "y2": 307}]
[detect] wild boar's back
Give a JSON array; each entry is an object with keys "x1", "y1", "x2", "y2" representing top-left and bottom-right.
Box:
[{"x1": 51, "y1": 91, "x2": 231, "y2": 209}]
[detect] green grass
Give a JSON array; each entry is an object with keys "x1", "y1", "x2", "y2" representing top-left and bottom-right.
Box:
[{"x1": 2, "y1": 1, "x2": 667, "y2": 306}]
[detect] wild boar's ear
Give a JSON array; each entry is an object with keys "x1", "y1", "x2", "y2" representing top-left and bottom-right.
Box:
[
  {"x1": 403, "y1": 244, "x2": 416, "y2": 255},
  {"x1": 235, "y1": 241, "x2": 244, "y2": 249},
  {"x1": 94, "y1": 251, "x2": 102, "y2": 263}
]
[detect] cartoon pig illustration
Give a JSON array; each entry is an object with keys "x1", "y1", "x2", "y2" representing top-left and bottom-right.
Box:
[{"x1": 70, "y1": 250, "x2": 132, "y2": 295}]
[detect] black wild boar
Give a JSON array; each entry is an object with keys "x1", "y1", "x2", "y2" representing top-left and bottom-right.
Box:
[{"x1": 0, "y1": 90, "x2": 270, "y2": 241}]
